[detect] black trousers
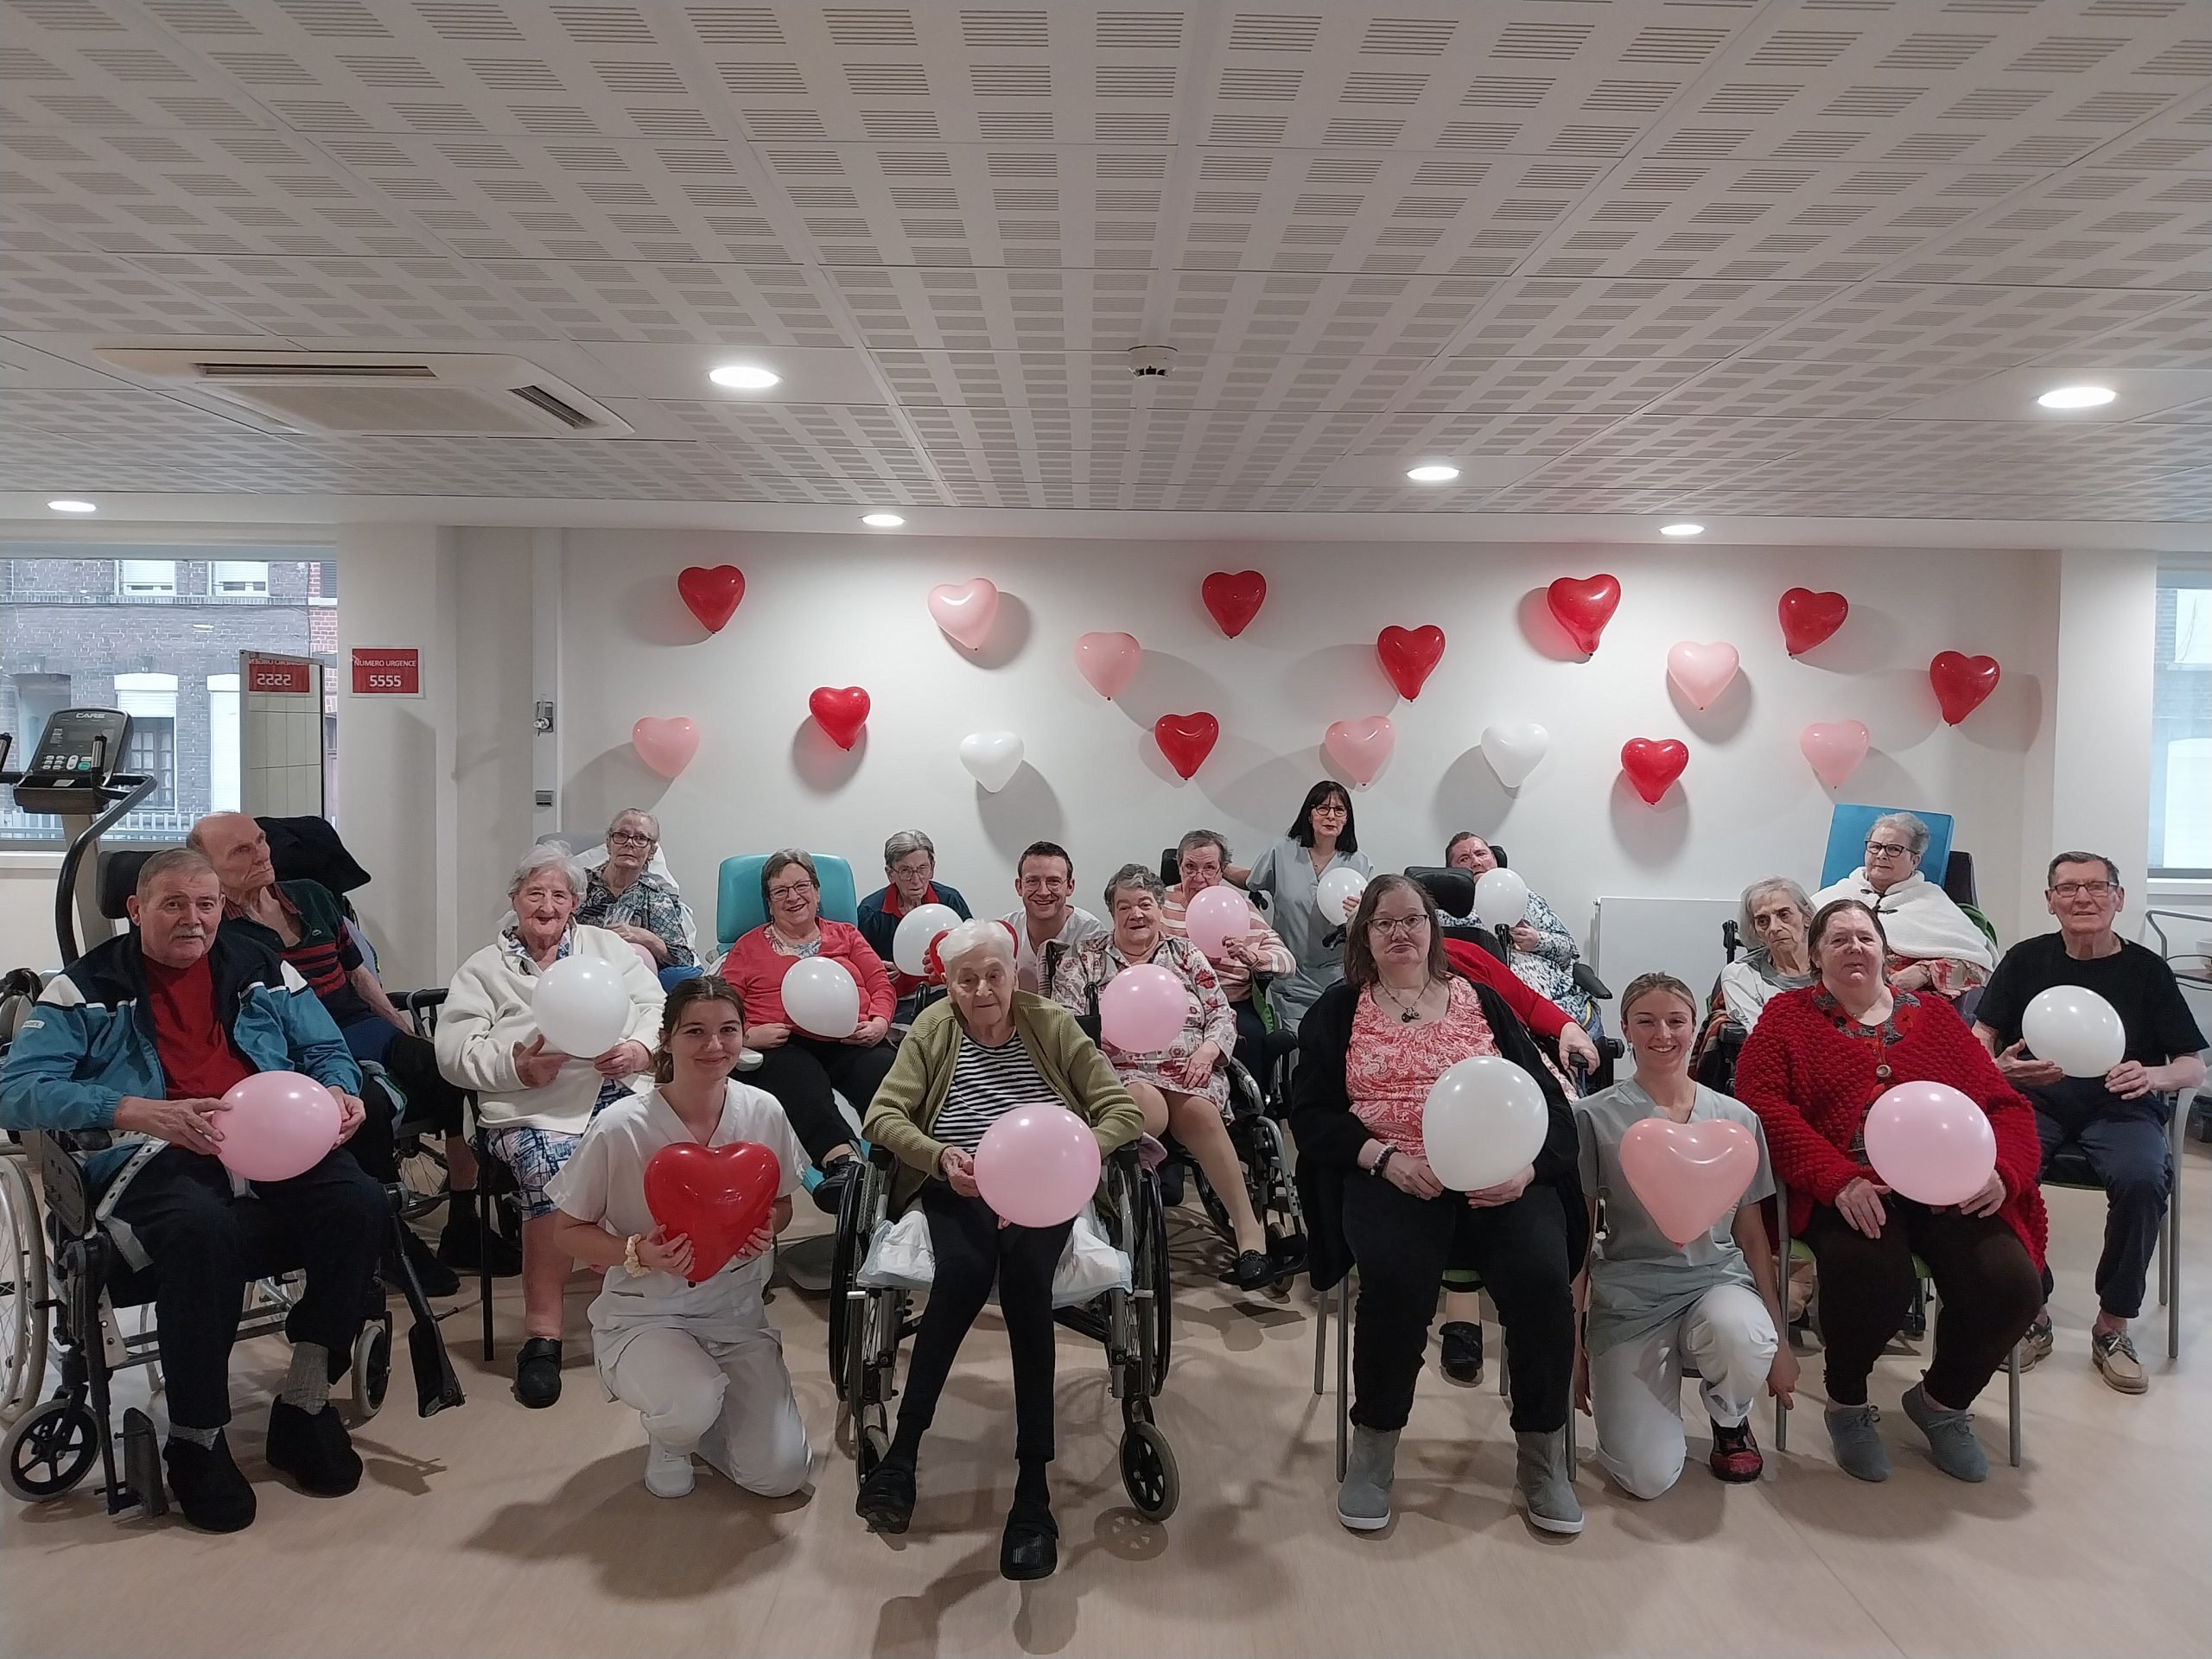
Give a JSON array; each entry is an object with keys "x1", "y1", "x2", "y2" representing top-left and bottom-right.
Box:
[
  {"x1": 337, "y1": 1074, "x2": 401, "y2": 1186},
  {"x1": 1230, "y1": 999, "x2": 1268, "y2": 1081},
  {"x1": 892, "y1": 1182, "x2": 1073, "y2": 1465},
  {"x1": 105, "y1": 1145, "x2": 385, "y2": 1430},
  {"x1": 341, "y1": 1019, "x2": 467, "y2": 1136},
  {"x1": 749, "y1": 1035, "x2": 896, "y2": 1168},
  {"x1": 1341, "y1": 1172, "x2": 1575, "y2": 1435},
  {"x1": 2032, "y1": 1093, "x2": 2171, "y2": 1320},
  {"x1": 1803, "y1": 1199, "x2": 2041, "y2": 1408}
]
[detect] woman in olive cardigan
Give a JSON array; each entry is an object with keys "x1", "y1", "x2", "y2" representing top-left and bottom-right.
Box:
[{"x1": 858, "y1": 918, "x2": 1143, "y2": 1581}]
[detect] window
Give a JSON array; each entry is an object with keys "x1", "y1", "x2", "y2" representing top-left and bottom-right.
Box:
[
  {"x1": 114, "y1": 671, "x2": 177, "y2": 810},
  {"x1": 117, "y1": 559, "x2": 176, "y2": 598},
  {"x1": 2151, "y1": 569, "x2": 2212, "y2": 878},
  {"x1": 210, "y1": 559, "x2": 270, "y2": 598}
]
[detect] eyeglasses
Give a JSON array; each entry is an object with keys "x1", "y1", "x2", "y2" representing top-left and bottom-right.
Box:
[
  {"x1": 2050, "y1": 880, "x2": 2114, "y2": 898},
  {"x1": 1864, "y1": 841, "x2": 1911, "y2": 858},
  {"x1": 607, "y1": 830, "x2": 656, "y2": 846},
  {"x1": 1368, "y1": 915, "x2": 1429, "y2": 938},
  {"x1": 766, "y1": 881, "x2": 816, "y2": 901}
]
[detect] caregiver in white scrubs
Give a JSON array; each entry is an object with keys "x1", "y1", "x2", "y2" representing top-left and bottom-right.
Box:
[
  {"x1": 547, "y1": 976, "x2": 812, "y2": 1501},
  {"x1": 1240, "y1": 779, "x2": 1375, "y2": 1030}
]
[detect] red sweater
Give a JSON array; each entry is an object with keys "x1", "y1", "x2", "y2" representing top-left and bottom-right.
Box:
[
  {"x1": 719, "y1": 921, "x2": 895, "y2": 1030},
  {"x1": 1733, "y1": 985, "x2": 2048, "y2": 1269},
  {"x1": 1442, "y1": 938, "x2": 1570, "y2": 1042}
]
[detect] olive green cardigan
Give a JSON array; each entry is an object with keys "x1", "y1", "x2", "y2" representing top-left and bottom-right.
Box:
[{"x1": 863, "y1": 991, "x2": 1146, "y2": 1212}]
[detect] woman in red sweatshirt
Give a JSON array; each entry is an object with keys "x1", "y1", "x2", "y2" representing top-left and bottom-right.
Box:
[{"x1": 1733, "y1": 899, "x2": 2044, "y2": 1485}]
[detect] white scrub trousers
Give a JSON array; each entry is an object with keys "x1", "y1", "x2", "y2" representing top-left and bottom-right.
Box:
[
  {"x1": 605, "y1": 1324, "x2": 812, "y2": 1497},
  {"x1": 1589, "y1": 1281, "x2": 1777, "y2": 1500}
]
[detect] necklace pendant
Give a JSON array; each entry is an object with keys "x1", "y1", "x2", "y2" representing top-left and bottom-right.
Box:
[{"x1": 1402, "y1": 1007, "x2": 1419, "y2": 1022}]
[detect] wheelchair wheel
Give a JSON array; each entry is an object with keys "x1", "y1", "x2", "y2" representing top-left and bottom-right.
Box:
[
  {"x1": 351, "y1": 1316, "x2": 392, "y2": 1423},
  {"x1": 0, "y1": 1154, "x2": 49, "y2": 1427},
  {"x1": 826, "y1": 1160, "x2": 875, "y2": 1405},
  {"x1": 1118, "y1": 1415, "x2": 1179, "y2": 1522},
  {"x1": 3, "y1": 1396, "x2": 99, "y2": 1503}
]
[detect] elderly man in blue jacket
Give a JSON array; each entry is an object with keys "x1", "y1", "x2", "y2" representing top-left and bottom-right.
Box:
[{"x1": 1, "y1": 847, "x2": 385, "y2": 1533}]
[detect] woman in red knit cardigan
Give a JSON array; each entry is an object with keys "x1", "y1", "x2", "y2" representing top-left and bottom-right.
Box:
[{"x1": 1734, "y1": 899, "x2": 2044, "y2": 1485}]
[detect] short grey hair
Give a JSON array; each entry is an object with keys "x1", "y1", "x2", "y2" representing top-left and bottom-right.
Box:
[
  {"x1": 607, "y1": 807, "x2": 659, "y2": 840},
  {"x1": 1103, "y1": 861, "x2": 1165, "y2": 911},
  {"x1": 510, "y1": 840, "x2": 586, "y2": 900},
  {"x1": 1177, "y1": 828, "x2": 1230, "y2": 866},
  {"x1": 1738, "y1": 876, "x2": 1812, "y2": 938},
  {"x1": 883, "y1": 830, "x2": 935, "y2": 867},
  {"x1": 1871, "y1": 810, "x2": 1931, "y2": 859},
  {"x1": 937, "y1": 917, "x2": 1014, "y2": 972},
  {"x1": 137, "y1": 846, "x2": 217, "y2": 899}
]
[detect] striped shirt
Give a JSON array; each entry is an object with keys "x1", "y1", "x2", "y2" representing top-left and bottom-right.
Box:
[{"x1": 933, "y1": 1030, "x2": 1053, "y2": 1152}]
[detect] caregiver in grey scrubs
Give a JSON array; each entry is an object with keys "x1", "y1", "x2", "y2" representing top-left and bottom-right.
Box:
[{"x1": 1239, "y1": 779, "x2": 1375, "y2": 1029}]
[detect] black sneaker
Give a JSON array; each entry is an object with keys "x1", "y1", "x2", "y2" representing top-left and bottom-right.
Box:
[
  {"x1": 1230, "y1": 1249, "x2": 1274, "y2": 1291},
  {"x1": 856, "y1": 1458, "x2": 917, "y2": 1535},
  {"x1": 164, "y1": 1433, "x2": 256, "y2": 1532},
  {"x1": 1001, "y1": 1505, "x2": 1058, "y2": 1580},
  {"x1": 1708, "y1": 1417, "x2": 1764, "y2": 1483},
  {"x1": 398, "y1": 1228, "x2": 461, "y2": 1298},
  {"x1": 515, "y1": 1337, "x2": 563, "y2": 1408},
  {"x1": 265, "y1": 1401, "x2": 363, "y2": 1496},
  {"x1": 810, "y1": 1160, "x2": 856, "y2": 1217},
  {"x1": 1440, "y1": 1321, "x2": 1484, "y2": 1385},
  {"x1": 438, "y1": 1209, "x2": 521, "y2": 1277}
]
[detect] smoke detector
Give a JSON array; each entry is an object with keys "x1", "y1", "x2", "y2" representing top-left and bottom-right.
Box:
[{"x1": 1127, "y1": 346, "x2": 1178, "y2": 378}]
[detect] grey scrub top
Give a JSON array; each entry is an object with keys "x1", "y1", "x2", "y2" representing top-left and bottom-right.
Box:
[
  {"x1": 1245, "y1": 836, "x2": 1375, "y2": 1029},
  {"x1": 1574, "y1": 1079, "x2": 1774, "y2": 1357}
]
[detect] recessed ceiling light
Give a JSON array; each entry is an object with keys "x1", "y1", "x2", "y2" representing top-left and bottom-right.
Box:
[
  {"x1": 1660, "y1": 522, "x2": 1705, "y2": 537},
  {"x1": 1405, "y1": 463, "x2": 1459, "y2": 483},
  {"x1": 47, "y1": 499, "x2": 96, "y2": 512},
  {"x1": 861, "y1": 512, "x2": 905, "y2": 528},
  {"x1": 2037, "y1": 384, "x2": 2115, "y2": 410},
  {"x1": 708, "y1": 363, "x2": 779, "y2": 390}
]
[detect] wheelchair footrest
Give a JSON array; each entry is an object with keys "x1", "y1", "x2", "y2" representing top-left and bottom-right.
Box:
[{"x1": 117, "y1": 1408, "x2": 166, "y2": 1520}]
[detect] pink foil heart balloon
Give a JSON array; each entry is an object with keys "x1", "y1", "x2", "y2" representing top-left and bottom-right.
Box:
[
  {"x1": 927, "y1": 578, "x2": 1000, "y2": 651},
  {"x1": 1666, "y1": 640, "x2": 1741, "y2": 711},
  {"x1": 1074, "y1": 631, "x2": 1141, "y2": 699},
  {"x1": 1322, "y1": 715, "x2": 1395, "y2": 788},
  {"x1": 631, "y1": 716, "x2": 700, "y2": 779},
  {"x1": 1800, "y1": 720, "x2": 1871, "y2": 789},
  {"x1": 1618, "y1": 1117, "x2": 1760, "y2": 1247}
]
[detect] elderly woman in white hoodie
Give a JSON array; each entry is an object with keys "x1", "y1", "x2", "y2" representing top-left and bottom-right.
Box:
[
  {"x1": 436, "y1": 842, "x2": 664, "y2": 1407},
  {"x1": 1808, "y1": 811, "x2": 1994, "y2": 1001}
]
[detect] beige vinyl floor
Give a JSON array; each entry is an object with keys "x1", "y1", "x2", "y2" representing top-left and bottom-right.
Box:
[{"x1": 5, "y1": 1141, "x2": 2208, "y2": 1659}]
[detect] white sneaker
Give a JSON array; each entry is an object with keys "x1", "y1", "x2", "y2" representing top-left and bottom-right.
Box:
[{"x1": 645, "y1": 1440, "x2": 696, "y2": 1498}]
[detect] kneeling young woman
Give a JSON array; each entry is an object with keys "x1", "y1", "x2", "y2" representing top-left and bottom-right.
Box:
[
  {"x1": 545, "y1": 976, "x2": 811, "y2": 1501},
  {"x1": 1573, "y1": 974, "x2": 1796, "y2": 1499}
]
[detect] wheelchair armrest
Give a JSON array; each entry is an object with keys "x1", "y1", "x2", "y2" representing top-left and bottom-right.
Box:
[
  {"x1": 1572, "y1": 963, "x2": 1611, "y2": 1001},
  {"x1": 868, "y1": 1143, "x2": 898, "y2": 1172},
  {"x1": 1597, "y1": 1036, "x2": 1624, "y2": 1060},
  {"x1": 1108, "y1": 1142, "x2": 1142, "y2": 1173}
]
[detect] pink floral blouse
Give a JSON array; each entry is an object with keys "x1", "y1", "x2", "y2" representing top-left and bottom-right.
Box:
[
  {"x1": 1051, "y1": 931, "x2": 1238, "y2": 1116},
  {"x1": 1344, "y1": 978, "x2": 1501, "y2": 1160}
]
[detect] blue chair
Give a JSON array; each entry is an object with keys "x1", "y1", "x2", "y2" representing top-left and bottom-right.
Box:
[{"x1": 715, "y1": 852, "x2": 859, "y2": 956}]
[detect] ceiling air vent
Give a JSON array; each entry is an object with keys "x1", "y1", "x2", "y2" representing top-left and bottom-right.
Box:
[{"x1": 94, "y1": 350, "x2": 632, "y2": 438}]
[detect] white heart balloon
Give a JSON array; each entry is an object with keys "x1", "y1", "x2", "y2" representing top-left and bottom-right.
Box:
[
  {"x1": 958, "y1": 729, "x2": 1024, "y2": 792},
  {"x1": 1480, "y1": 721, "x2": 1549, "y2": 789}
]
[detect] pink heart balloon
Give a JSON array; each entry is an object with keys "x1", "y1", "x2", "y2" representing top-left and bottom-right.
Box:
[
  {"x1": 631, "y1": 716, "x2": 699, "y2": 779},
  {"x1": 1666, "y1": 640, "x2": 1741, "y2": 711},
  {"x1": 1074, "y1": 630, "x2": 1141, "y2": 699},
  {"x1": 927, "y1": 578, "x2": 1000, "y2": 651},
  {"x1": 1618, "y1": 1117, "x2": 1759, "y2": 1247},
  {"x1": 1800, "y1": 720, "x2": 1870, "y2": 790},
  {"x1": 1322, "y1": 715, "x2": 1395, "y2": 788}
]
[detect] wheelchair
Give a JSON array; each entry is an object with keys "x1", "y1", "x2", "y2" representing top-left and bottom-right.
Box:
[{"x1": 827, "y1": 1142, "x2": 1180, "y2": 1521}]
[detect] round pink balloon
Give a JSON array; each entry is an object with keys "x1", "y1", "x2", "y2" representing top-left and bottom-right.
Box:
[
  {"x1": 216, "y1": 1070, "x2": 344, "y2": 1183},
  {"x1": 1863, "y1": 1081, "x2": 1996, "y2": 1207},
  {"x1": 1183, "y1": 886, "x2": 1250, "y2": 963},
  {"x1": 974, "y1": 1103, "x2": 1103, "y2": 1228},
  {"x1": 632, "y1": 715, "x2": 699, "y2": 779},
  {"x1": 1618, "y1": 1117, "x2": 1759, "y2": 1247},
  {"x1": 1322, "y1": 715, "x2": 1395, "y2": 788},
  {"x1": 1097, "y1": 963, "x2": 1188, "y2": 1054},
  {"x1": 1800, "y1": 720, "x2": 1870, "y2": 790},
  {"x1": 1074, "y1": 631, "x2": 1141, "y2": 699}
]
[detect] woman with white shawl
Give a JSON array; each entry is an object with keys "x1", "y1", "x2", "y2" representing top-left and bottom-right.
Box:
[{"x1": 1809, "y1": 811, "x2": 1994, "y2": 1000}]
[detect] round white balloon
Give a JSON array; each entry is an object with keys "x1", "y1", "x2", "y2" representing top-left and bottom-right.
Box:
[
  {"x1": 1472, "y1": 868, "x2": 1530, "y2": 929},
  {"x1": 1480, "y1": 721, "x2": 1550, "y2": 789},
  {"x1": 2020, "y1": 985, "x2": 2126, "y2": 1078},
  {"x1": 892, "y1": 902, "x2": 962, "y2": 977},
  {"x1": 958, "y1": 730, "x2": 1024, "y2": 792},
  {"x1": 1421, "y1": 1056, "x2": 1549, "y2": 1192},
  {"x1": 1315, "y1": 866, "x2": 1368, "y2": 925},
  {"x1": 782, "y1": 957, "x2": 861, "y2": 1039},
  {"x1": 532, "y1": 956, "x2": 631, "y2": 1058}
]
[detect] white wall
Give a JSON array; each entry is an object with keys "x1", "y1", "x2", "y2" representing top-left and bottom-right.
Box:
[{"x1": 534, "y1": 532, "x2": 2063, "y2": 967}]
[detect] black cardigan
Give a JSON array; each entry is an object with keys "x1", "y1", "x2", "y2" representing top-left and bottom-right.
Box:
[{"x1": 1290, "y1": 974, "x2": 1588, "y2": 1293}]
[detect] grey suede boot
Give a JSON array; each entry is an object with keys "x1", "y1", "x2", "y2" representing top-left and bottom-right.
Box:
[
  {"x1": 1515, "y1": 1429, "x2": 1584, "y2": 1535},
  {"x1": 1336, "y1": 1426, "x2": 1398, "y2": 1532}
]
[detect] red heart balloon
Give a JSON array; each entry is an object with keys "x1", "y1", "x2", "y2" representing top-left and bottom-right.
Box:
[
  {"x1": 1201, "y1": 570, "x2": 1267, "y2": 638},
  {"x1": 1153, "y1": 711, "x2": 1219, "y2": 779},
  {"x1": 809, "y1": 685, "x2": 870, "y2": 749},
  {"x1": 641, "y1": 1141, "x2": 782, "y2": 1283},
  {"x1": 1547, "y1": 574, "x2": 1621, "y2": 655},
  {"x1": 1621, "y1": 737, "x2": 1689, "y2": 805},
  {"x1": 1929, "y1": 652, "x2": 2000, "y2": 725},
  {"x1": 677, "y1": 564, "x2": 745, "y2": 633},
  {"x1": 1778, "y1": 587, "x2": 1847, "y2": 655},
  {"x1": 1376, "y1": 625, "x2": 1446, "y2": 700}
]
